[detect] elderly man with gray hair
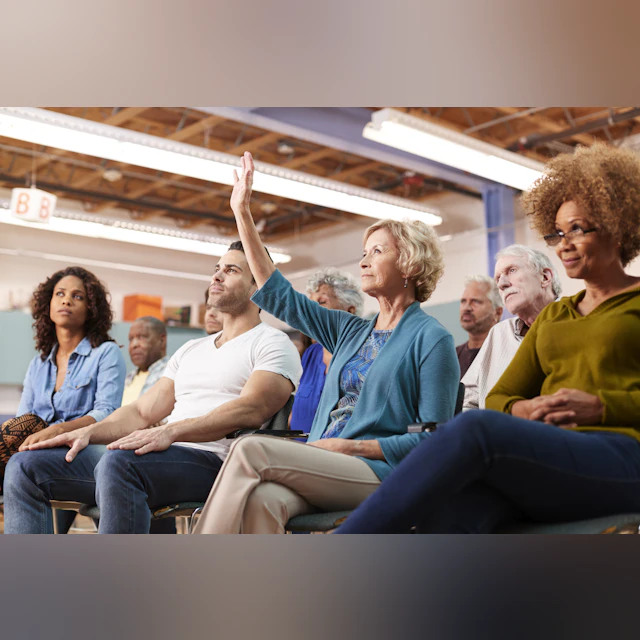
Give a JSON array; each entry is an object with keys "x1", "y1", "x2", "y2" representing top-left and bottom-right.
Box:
[
  {"x1": 462, "y1": 244, "x2": 561, "y2": 410},
  {"x1": 457, "y1": 275, "x2": 504, "y2": 378}
]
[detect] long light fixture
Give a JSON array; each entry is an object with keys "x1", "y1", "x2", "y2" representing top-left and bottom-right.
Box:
[
  {"x1": 363, "y1": 108, "x2": 545, "y2": 191},
  {"x1": 0, "y1": 107, "x2": 442, "y2": 226},
  {"x1": 0, "y1": 203, "x2": 292, "y2": 264}
]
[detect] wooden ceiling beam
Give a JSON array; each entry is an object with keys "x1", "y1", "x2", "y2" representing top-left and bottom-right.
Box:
[
  {"x1": 227, "y1": 131, "x2": 281, "y2": 155},
  {"x1": 167, "y1": 114, "x2": 226, "y2": 142},
  {"x1": 283, "y1": 148, "x2": 336, "y2": 170},
  {"x1": 103, "y1": 107, "x2": 150, "y2": 127},
  {"x1": 330, "y1": 160, "x2": 382, "y2": 181},
  {"x1": 142, "y1": 189, "x2": 224, "y2": 220}
]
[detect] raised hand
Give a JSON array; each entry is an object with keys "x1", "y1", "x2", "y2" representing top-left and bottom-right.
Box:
[{"x1": 230, "y1": 151, "x2": 255, "y2": 214}]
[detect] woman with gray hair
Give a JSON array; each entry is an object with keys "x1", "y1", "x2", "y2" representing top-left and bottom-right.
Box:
[
  {"x1": 192, "y1": 151, "x2": 459, "y2": 534},
  {"x1": 290, "y1": 268, "x2": 364, "y2": 433}
]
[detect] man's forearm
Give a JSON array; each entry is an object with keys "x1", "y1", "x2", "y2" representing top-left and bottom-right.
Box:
[
  {"x1": 87, "y1": 404, "x2": 149, "y2": 444},
  {"x1": 164, "y1": 398, "x2": 267, "y2": 444}
]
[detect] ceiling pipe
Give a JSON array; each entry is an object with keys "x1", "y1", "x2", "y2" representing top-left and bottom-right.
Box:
[
  {"x1": 0, "y1": 173, "x2": 232, "y2": 224},
  {"x1": 508, "y1": 107, "x2": 640, "y2": 151}
]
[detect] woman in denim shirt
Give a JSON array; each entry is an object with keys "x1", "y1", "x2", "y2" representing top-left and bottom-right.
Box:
[{"x1": 0, "y1": 266, "x2": 125, "y2": 485}]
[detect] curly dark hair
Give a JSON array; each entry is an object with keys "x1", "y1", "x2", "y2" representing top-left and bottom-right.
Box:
[
  {"x1": 31, "y1": 266, "x2": 115, "y2": 360},
  {"x1": 521, "y1": 142, "x2": 640, "y2": 267}
]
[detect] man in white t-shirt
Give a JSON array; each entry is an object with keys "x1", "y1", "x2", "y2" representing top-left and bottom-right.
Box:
[{"x1": 4, "y1": 241, "x2": 302, "y2": 534}]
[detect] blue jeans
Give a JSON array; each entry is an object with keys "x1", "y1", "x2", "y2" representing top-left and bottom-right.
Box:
[
  {"x1": 4, "y1": 444, "x2": 223, "y2": 534},
  {"x1": 335, "y1": 410, "x2": 640, "y2": 534}
]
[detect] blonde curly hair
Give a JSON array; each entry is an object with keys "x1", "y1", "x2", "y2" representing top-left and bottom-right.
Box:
[
  {"x1": 521, "y1": 142, "x2": 640, "y2": 266},
  {"x1": 364, "y1": 219, "x2": 444, "y2": 303}
]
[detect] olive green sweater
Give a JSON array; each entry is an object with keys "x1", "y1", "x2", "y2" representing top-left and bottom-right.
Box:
[{"x1": 486, "y1": 287, "x2": 640, "y2": 441}]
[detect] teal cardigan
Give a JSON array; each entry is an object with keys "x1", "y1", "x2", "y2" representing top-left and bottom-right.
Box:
[{"x1": 252, "y1": 270, "x2": 460, "y2": 480}]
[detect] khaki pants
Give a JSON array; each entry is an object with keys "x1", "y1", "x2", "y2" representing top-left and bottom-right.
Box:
[{"x1": 193, "y1": 435, "x2": 381, "y2": 534}]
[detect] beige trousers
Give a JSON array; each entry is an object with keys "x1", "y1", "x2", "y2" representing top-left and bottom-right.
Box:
[{"x1": 193, "y1": 435, "x2": 381, "y2": 534}]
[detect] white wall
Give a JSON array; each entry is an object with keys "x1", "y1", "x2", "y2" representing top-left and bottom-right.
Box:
[
  {"x1": 0, "y1": 224, "x2": 217, "y2": 321},
  {"x1": 3, "y1": 188, "x2": 639, "y2": 327}
]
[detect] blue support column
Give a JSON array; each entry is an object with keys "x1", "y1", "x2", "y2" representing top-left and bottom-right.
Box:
[{"x1": 482, "y1": 184, "x2": 516, "y2": 276}]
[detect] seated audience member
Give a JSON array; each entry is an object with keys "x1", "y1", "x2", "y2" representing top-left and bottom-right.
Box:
[
  {"x1": 122, "y1": 316, "x2": 170, "y2": 406},
  {"x1": 0, "y1": 267, "x2": 125, "y2": 488},
  {"x1": 336, "y1": 142, "x2": 640, "y2": 534},
  {"x1": 203, "y1": 289, "x2": 223, "y2": 336},
  {"x1": 456, "y1": 275, "x2": 503, "y2": 378},
  {"x1": 192, "y1": 152, "x2": 459, "y2": 534},
  {"x1": 292, "y1": 332, "x2": 313, "y2": 359},
  {"x1": 3, "y1": 242, "x2": 301, "y2": 534},
  {"x1": 124, "y1": 316, "x2": 172, "y2": 533},
  {"x1": 462, "y1": 245, "x2": 560, "y2": 410},
  {"x1": 290, "y1": 268, "x2": 364, "y2": 433}
]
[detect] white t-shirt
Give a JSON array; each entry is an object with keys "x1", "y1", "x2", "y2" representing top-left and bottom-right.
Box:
[{"x1": 162, "y1": 322, "x2": 302, "y2": 460}]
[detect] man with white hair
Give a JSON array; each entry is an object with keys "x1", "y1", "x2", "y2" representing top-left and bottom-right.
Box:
[
  {"x1": 462, "y1": 244, "x2": 561, "y2": 410},
  {"x1": 456, "y1": 275, "x2": 503, "y2": 378}
]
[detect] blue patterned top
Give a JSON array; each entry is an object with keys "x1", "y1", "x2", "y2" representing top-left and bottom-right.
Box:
[{"x1": 321, "y1": 329, "x2": 392, "y2": 439}]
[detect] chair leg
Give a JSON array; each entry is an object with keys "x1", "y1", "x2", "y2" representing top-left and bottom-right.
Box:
[
  {"x1": 52, "y1": 508, "x2": 59, "y2": 535},
  {"x1": 188, "y1": 507, "x2": 203, "y2": 534},
  {"x1": 174, "y1": 517, "x2": 187, "y2": 535}
]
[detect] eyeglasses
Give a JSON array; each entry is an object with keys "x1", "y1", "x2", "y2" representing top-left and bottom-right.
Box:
[{"x1": 543, "y1": 226, "x2": 597, "y2": 247}]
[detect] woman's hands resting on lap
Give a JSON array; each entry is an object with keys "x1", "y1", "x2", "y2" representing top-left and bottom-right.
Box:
[
  {"x1": 512, "y1": 388, "x2": 604, "y2": 428},
  {"x1": 19, "y1": 424, "x2": 66, "y2": 451}
]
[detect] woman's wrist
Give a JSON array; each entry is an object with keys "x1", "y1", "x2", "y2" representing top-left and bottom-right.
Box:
[
  {"x1": 510, "y1": 400, "x2": 530, "y2": 419},
  {"x1": 353, "y1": 439, "x2": 384, "y2": 460}
]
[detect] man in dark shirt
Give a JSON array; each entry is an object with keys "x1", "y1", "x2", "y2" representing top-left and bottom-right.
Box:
[{"x1": 456, "y1": 275, "x2": 503, "y2": 378}]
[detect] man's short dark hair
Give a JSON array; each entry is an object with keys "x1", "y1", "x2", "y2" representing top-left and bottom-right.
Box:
[
  {"x1": 136, "y1": 316, "x2": 167, "y2": 337},
  {"x1": 227, "y1": 240, "x2": 273, "y2": 286},
  {"x1": 228, "y1": 240, "x2": 273, "y2": 263}
]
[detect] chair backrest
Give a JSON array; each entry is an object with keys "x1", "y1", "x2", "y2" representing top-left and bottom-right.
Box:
[
  {"x1": 455, "y1": 382, "x2": 465, "y2": 416},
  {"x1": 261, "y1": 395, "x2": 295, "y2": 431}
]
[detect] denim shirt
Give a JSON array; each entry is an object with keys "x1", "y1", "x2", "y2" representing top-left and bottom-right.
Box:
[{"x1": 17, "y1": 337, "x2": 126, "y2": 425}]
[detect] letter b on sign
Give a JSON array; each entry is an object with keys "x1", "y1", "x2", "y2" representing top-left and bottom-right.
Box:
[{"x1": 10, "y1": 188, "x2": 57, "y2": 223}]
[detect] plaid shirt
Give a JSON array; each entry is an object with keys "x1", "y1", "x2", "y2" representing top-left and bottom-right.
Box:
[{"x1": 124, "y1": 355, "x2": 170, "y2": 399}]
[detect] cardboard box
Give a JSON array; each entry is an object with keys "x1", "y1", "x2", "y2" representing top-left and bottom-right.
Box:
[
  {"x1": 123, "y1": 294, "x2": 163, "y2": 322},
  {"x1": 164, "y1": 305, "x2": 192, "y2": 327}
]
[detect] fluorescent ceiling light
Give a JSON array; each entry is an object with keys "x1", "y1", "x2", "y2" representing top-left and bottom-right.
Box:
[
  {"x1": 0, "y1": 108, "x2": 442, "y2": 226},
  {"x1": 0, "y1": 205, "x2": 291, "y2": 264},
  {"x1": 363, "y1": 108, "x2": 545, "y2": 191}
]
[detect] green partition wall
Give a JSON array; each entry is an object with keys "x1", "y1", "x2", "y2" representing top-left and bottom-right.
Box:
[{"x1": 0, "y1": 311, "x2": 206, "y2": 385}]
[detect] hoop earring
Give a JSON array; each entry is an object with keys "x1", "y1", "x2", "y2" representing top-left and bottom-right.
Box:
[{"x1": 404, "y1": 278, "x2": 408, "y2": 288}]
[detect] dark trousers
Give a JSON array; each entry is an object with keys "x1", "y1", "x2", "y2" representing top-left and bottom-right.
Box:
[{"x1": 336, "y1": 410, "x2": 640, "y2": 533}]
